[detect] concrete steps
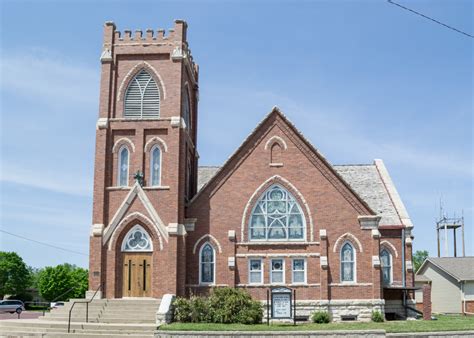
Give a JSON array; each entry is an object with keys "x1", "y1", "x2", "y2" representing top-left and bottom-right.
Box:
[{"x1": 0, "y1": 298, "x2": 161, "y2": 337}]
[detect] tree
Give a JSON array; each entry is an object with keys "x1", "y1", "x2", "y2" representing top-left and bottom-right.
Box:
[
  {"x1": 37, "y1": 264, "x2": 88, "y2": 301},
  {"x1": 413, "y1": 250, "x2": 429, "y2": 273},
  {"x1": 0, "y1": 252, "x2": 31, "y2": 299}
]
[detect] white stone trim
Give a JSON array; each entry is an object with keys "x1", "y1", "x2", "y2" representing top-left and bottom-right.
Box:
[
  {"x1": 185, "y1": 284, "x2": 229, "y2": 288},
  {"x1": 358, "y1": 215, "x2": 381, "y2": 229},
  {"x1": 96, "y1": 118, "x2": 109, "y2": 130},
  {"x1": 380, "y1": 240, "x2": 399, "y2": 258},
  {"x1": 103, "y1": 182, "x2": 169, "y2": 246},
  {"x1": 236, "y1": 253, "x2": 320, "y2": 258},
  {"x1": 319, "y1": 229, "x2": 327, "y2": 240},
  {"x1": 406, "y1": 260, "x2": 413, "y2": 272},
  {"x1": 170, "y1": 116, "x2": 186, "y2": 128},
  {"x1": 117, "y1": 61, "x2": 167, "y2": 101},
  {"x1": 329, "y1": 283, "x2": 373, "y2": 286},
  {"x1": 374, "y1": 159, "x2": 413, "y2": 229},
  {"x1": 264, "y1": 135, "x2": 288, "y2": 150},
  {"x1": 241, "y1": 175, "x2": 314, "y2": 242},
  {"x1": 372, "y1": 255, "x2": 381, "y2": 268},
  {"x1": 106, "y1": 211, "x2": 164, "y2": 251},
  {"x1": 192, "y1": 234, "x2": 222, "y2": 254},
  {"x1": 333, "y1": 232, "x2": 363, "y2": 253},
  {"x1": 112, "y1": 137, "x2": 135, "y2": 153},
  {"x1": 228, "y1": 230, "x2": 236, "y2": 241},
  {"x1": 156, "y1": 294, "x2": 175, "y2": 325},
  {"x1": 100, "y1": 49, "x2": 112, "y2": 63},
  {"x1": 90, "y1": 223, "x2": 104, "y2": 237},
  {"x1": 320, "y1": 256, "x2": 328, "y2": 268},
  {"x1": 167, "y1": 223, "x2": 187, "y2": 236},
  {"x1": 237, "y1": 283, "x2": 321, "y2": 287},
  {"x1": 228, "y1": 257, "x2": 235, "y2": 268},
  {"x1": 371, "y1": 229, "x2": 381, "y2": 238},
  {"x1": 237, "y1": 241, "x2": 320, "y2": 246},
  {"x1": 144, "y1": 136, "x2": 168, "y2": 153}
]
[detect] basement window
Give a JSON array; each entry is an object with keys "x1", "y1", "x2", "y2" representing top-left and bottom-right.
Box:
[{"x1": 341, "y1": 315, "x2": 358, "y2": 321}]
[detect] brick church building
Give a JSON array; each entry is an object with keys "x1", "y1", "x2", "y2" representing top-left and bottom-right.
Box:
[{"x1": 88, "y1": 20, "x2": 415, "y2": 321}]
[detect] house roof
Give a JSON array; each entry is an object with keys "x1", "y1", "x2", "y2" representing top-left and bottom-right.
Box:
[
  {"x1": 414, "y1": 274, "x2": 431, "y2": 282},
  {"x1": 197, "y1": 163, "x2": 403, "y2": 226},
  {"x1": 417, "y1": 257, "x2": 474, "y2": 282}
]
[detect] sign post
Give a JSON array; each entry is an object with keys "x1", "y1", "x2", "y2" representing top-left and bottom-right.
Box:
[{"x1": 271, "y1": 287, "x2": 293, "y2": 320}]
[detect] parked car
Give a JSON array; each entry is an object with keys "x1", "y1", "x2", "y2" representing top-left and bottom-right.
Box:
[
  {"x1": 50, "y1": 302, "x2": 65, "y2": 309},
  {"x1": 0, "y1": 300, "x2": 25, "y2": 314}
]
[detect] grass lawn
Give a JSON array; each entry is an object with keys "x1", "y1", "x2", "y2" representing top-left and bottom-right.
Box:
[{"x1": 160, "y1": 315, "x2": 474, "y2": 333}]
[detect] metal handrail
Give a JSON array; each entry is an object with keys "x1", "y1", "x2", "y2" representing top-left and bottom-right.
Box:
[
  {"x1": 67, "y1": 284, "x2": 101, "y2": 333},
  {"x1": 51, "y1": 285, "x2": 77, "y2": 303}
]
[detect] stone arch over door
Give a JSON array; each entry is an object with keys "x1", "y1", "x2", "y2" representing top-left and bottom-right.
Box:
[{"x1": 112, "y1": 219, "x2": 159, "y2": 298}]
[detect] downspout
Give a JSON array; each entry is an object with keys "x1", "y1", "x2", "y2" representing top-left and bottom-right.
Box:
[{"x1": 402, "y1": 228, "x2": 407, "y2": 317}]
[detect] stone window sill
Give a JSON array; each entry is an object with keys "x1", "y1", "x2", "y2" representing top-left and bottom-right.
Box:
[{"x1": 143, "y1": 186, "x2": 170, "y2": 190}]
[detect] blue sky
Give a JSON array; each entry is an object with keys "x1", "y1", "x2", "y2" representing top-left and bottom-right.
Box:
[{"x1": 0, "y1": 0, "x2": 472, "y2": 269}]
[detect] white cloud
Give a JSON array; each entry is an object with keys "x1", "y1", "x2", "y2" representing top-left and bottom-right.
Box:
[{"x1": 0, "y1": 48, "x2": 99, "y2": 106}]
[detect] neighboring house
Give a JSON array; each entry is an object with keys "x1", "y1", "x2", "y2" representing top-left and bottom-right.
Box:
[
  {"x1": 416, "y1": 257, "x2": 474, "y2": 314},
  {"x1": 87, "y1": 20, "x2": 415, "y2": 321}
]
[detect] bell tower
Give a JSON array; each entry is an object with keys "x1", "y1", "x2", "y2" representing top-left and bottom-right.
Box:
[{"x1": 88, "y1": 20, "x2": 199, "y2": 298}]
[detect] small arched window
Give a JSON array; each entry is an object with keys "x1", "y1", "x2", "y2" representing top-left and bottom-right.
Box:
[
  {"x1": 271, "y1": 143, "x2": 282, "y2": 164},
  {"x1": 150, "y1": 146, "x2": 161, "y2": 186},
  {"x1": 341, "y1": 242, "x2": 355, "y2": 282},
  {"x1": 380, "y1": 249, "x2": 392, "y2": 285},
  {"x1": 182, "y1": 88, "x2": 191, "y2": 129},
  {"x1": 124, "y1": 70, "x2": 160, "y2": 118},
  {"x1": 121, "y1": 225, "x2": 152, "y2": 252},
  {"x1": 249, "y1": 185, "x2": 305, "y2": 241},
  {"x1": 118, "y1": 146, "x2": 129, "y2": 187},
  {"x1": 199, "y1": 243, "x2": 215, "y2": 284}
]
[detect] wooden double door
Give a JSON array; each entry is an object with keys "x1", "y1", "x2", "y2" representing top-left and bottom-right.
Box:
[{"x1": 122, "y1": 253, "x2": 152, "y2": 297}]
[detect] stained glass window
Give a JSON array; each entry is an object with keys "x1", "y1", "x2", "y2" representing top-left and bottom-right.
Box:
[
  {"x1": 200, "y1": 243, "x2": 215, "y2": 284},
  {"x1": 292, "y1": 259, "x2": 306, "y2": 284},
  {"x1": 150, "y1": 146, "x2": 161, "y2": 186},
  {"x1": 249, "y1": 259, "x2": 263, "y2": 284},
  {"x1": 270, "y1": 259, "x2": 284, "y2": 284},
  {"x1": 341, "y1": 242, "x2": 355, "y2": 282},
  {"x1": 118, "y1": 146, "x2": 129, "y2": 187},
  {"x1": 182, "y1": 88, "x2": 191, "y2": 129},
  {"x1": 380, "y1": 249, "x2": 392, "y2": 285},
  {"x1": 249, "y1": 185, "x2": 305, "y2": 241},
  {"x1": 122, "y1": 225, "x2": 152, "y2": 251}
]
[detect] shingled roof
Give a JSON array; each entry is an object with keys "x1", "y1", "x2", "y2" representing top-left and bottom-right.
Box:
[
  {"x1": 197, "y1": 162, "x2": 403, "y2": 226},
  {"x1": 418, "y1": 257, "x2": 474, "y2": 282}
]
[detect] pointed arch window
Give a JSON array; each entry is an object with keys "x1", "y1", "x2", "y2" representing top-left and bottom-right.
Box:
[
  {"x1": 249, "y1": 185, "x2": 305, "y2": 241},
  {"x1": 199, "y1": 243, "x2": 215, "y2": 284},
  {"x1": 150, "y1": 145, "x2": 161, "y2": 186},
  {"x1": 380, "y1": 249, "x2": 392, "y2": 285},
  {"x1": 341, "y1": 242, "x2": 355, "y2": 282},
  {"x1": 121, "y1": 225, "x2": 153, "y2": 252},
  {"x1": 124, "y1": 70, "x2": 160, "y2": 118},
  {"x1": 182, "y1": 87, "x2": 191, "y2": 129},
  {"x1": 118, "y1": 146, "x2": 129, "y2": 187}
]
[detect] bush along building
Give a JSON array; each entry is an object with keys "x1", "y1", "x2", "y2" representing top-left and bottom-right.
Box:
[{"x1": 88, "y1": 20, "x2": 416, "y2": 322}]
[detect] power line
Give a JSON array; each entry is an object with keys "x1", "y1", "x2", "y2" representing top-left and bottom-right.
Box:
[
  {"x1": 0, "y1": 229, "x2": 88, "y2": 256},
  {"x1": 387, "y1": 0, "x2": 473, "y2": 38}
]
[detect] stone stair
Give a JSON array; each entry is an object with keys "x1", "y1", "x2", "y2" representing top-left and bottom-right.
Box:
[{"x1": 0, "y1": 298, "x2": 161, "y2": 337}]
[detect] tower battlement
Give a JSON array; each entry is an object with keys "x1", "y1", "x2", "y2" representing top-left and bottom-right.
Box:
[{"x1": 108, "y1": 19, "x2": 187, "y2": 43}]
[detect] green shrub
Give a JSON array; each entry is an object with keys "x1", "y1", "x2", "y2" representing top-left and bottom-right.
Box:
[
  {"x1": 208, "y1": 287, "x2": 262, "y2": 324},
  {"x1": 371, "y1": 310, "x2": 384, "y2": 322},
  {"x1": 312, "y1": 310, "x2": 330, "y2": 323},
  {"x1": 173, "y1": 287, "x2": 262, "y2": 324}
]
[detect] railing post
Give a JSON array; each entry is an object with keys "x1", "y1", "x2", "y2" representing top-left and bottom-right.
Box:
[{"x1": 86, "y1": 302, "x2": 89, "y2": 323}]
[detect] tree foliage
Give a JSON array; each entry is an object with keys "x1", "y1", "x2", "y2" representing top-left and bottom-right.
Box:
[
  {"x1": 37, "y1": 264, "x2": 88, "y2": 301},
  {"x1": 413, "y1": 250, "x2": 429, "y2": 273},
  {"x1": 0, "y1": 252, "x2": 31, "y2": 298}
]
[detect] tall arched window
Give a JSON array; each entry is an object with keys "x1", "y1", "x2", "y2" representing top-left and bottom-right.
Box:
[
  {"x1": 118, "y1": 146, "x2": 129, "y2": 187},
  {"x1": 249, "y1": 185, "x2": 305, "y2": 241},
  {"x1": 150, "y1": 145, "x2": 161, "y2": 186},
  {"x1": 121, "y1": 225, "x2": 153, "y2": 252},
  {"x1": 199, "y1": 243, "x2": 215, "y2": 284},
  {"x1": 341, "y1": 242, "x2": 355, "y2": 282},
  {"x1": 380, "y1": 249, "x2": 392, "y2": 285},
  {"x1": 124, "y1": 70, "x2": 160, "y2": 118},
  {"x1": 182, "y1": 87, "x2": 191, "y2": 129}
]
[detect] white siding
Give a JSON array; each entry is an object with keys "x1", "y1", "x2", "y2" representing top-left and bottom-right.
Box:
[
  {"x1": 421, "y1": 264, "x2": 461, "y2": 313},
  {"x1": 414, "y1": 282, "x2": 425, "y2": 303}
]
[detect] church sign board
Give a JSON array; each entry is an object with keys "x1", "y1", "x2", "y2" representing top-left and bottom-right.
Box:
[{"x1": 271, "y1": 287, "x2": 292, "y2": 319}]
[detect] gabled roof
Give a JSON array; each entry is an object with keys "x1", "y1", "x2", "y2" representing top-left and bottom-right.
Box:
[
  {"x1": 191, "y1": 107, "x2": 375, "y2": 216},
  {"x1": 198, "y1": 163, "x2": 403, "y2": 226},
  {"x1": 417, "y1": 257, "x2": 474, "y2": 282}
]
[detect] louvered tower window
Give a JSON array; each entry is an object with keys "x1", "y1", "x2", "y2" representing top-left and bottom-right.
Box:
[{"x1": 124, "y1": 70, "x2": 160, "y2": 118}]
